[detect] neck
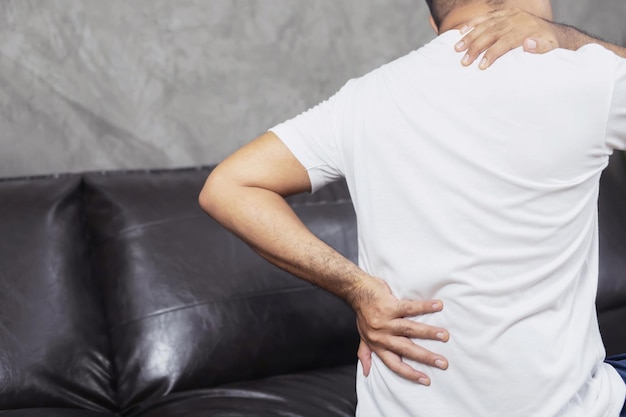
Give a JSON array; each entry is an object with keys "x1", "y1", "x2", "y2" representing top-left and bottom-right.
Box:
[{"x1": 437, "y1": 3, "x2": 497, "y2": 33}]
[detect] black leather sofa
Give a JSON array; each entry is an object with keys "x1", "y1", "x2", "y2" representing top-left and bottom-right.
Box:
[{"x1": 0, "y1": 152, "x2": 625, "y2": 417}]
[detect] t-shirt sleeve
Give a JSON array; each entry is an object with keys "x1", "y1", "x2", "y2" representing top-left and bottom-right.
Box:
[
  {"x1": 269, "y1": 79, "x2": 356, "y2": 193},
  {"x1": 606, "y1": 55, "x2": 626, "y2": 151}
]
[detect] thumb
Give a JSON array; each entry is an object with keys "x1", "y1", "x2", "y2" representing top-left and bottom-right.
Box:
[
  {"x1": 524, "y1": 37, "x2": 557, "y2": 54},
  {"x1": 357, "y1": 340, "x2": 373, "y2": 377}
]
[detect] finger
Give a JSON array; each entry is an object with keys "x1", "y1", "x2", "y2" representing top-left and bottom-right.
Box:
[
  {"x1": 366, "y1": 332, "x2": 449, "y2": 371},
  {"x1": 390, "y1": 336, "x2": 449, "y2": 370},
  {"x1": 459, "y1": 10, "x2": 510, "y2": 50},
  {"x1": 455, "y1": 20, "x2": 494, "y2": 52},
  {"x1": 461, "y1": 23, "x2": 515, "y2": 67},
  {"x1": 454, "y1": 9, "x2": 512, "y2": 51},
  {"x1": 480, "y1": 32, "x2": 559, "y2": 69},
  {"x1": 395, "y1": 299, "x2": 444, "y2": 317},
  {"x1": 357, "y1": 340, "x2": 373, "y2": 377},
  {"x1": 524, "y1": 38, "x2": 538, "y2": 52},
  {"x1": 459, "y1": 30, "x2": 507, "y2": 66},
  {"x1": 391, "y1": 318, "x2": 450, "y2": 342},
  {"x1": 377, "y1": 350, "x2": 431, "y2": 384},
  {"x1": 477, "y1": 33, "x2": 523, "y2": 69},
  {"x1": 455, "y1": 9, "x2": 530, "y2": 66},
  {"x1": 357, "y1": 318, "x2": 450, "y2": 371}
]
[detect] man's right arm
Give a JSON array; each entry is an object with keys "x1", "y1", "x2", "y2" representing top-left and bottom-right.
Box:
[
  {"x1": 455, "y1": 8, "x2": 626, "y2": 69},
  {"x1": 199, "y1": 131, "x2": 450, "y2": 385}
]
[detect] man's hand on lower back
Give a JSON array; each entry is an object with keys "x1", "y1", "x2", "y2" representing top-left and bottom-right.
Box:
[
  {"x1": 350, "y1": 277, "x2": 449, "y2": 385},
  {"x1": 454, "y1": 8, "x2": 559, "y2": 69}
]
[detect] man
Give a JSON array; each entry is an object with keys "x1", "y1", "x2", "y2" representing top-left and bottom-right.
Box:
[{"x1": 200, "y1": 1, "x2": 626, "y2": 415}]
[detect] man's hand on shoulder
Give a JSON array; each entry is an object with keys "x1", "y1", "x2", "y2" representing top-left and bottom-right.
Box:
[
  {"x1": 351, "y1": 277, "x2": 449, "y2": 385},
  {"x1": 454, "y1": 8, "x2": 626, "y2": 69},
  {"x1": 454, "y1": 8, "x2": 559, "y2": 69}
]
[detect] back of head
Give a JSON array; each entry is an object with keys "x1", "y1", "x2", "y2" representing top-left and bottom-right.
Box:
[{"x1": 425, "y1": 0, "x2": 505, "y2": 28}]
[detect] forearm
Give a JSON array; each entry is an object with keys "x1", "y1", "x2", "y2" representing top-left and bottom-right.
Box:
[
  {"x1": 200, "y1": 178, "x2": 370, "y2": 308},
  {"x1": 554, "y1": 23, "x2": 626, "y2": 58},
  {"x1": 200, "y1": 176, "x2": 449, "y2": 383}
]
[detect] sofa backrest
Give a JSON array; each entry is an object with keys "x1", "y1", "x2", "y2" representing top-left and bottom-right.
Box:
[
  {"x1": 0, "y1": 153, "x2": 624, "y2": 413},
  {"x1": 0, "y1": 176, "x2": 116, "y2": 412},
  {"x1": 597, "y1": 152, "x2": 626, "y2": 356},
  {"x1": 82, "y1": 168, "x2": 359, "y2": 411}
]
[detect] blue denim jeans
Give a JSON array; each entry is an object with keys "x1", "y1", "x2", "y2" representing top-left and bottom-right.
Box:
[{"x1": 605, "y1": 354, "x2": 626, "y2": 417}]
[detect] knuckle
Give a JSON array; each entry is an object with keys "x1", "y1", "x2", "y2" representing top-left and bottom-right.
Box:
[
  {"x1": 416, "y1": 351, "x2": 434, "y2": 364},
  {"x1": 397, "y1": 346, "x2": 411, "y2": 358},
  {"x1": 367, "y1": 332, "x2": 386, "y2": 346},
  {"x1": 461, "y1": 31, "x2": 478, "y2": 44},
  {"x1": 493, "y1": 20, "x2": 508, "y2": 31},
  {"x1": 368, "y1": 316, "x2": 385, "y2": 331},
  {"x1": 405, "y1": 301, "x2": 424, "y2": 315},
  {"x1": 541, "y1": 40, "x2": 558, "y2": 52},
  {"x1": 467, "y1": 38, "x2": 491, "y2": 53}
]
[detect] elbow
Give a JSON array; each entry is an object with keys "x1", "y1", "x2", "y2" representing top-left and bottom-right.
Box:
[
  {"x1": 198, "y1": 169, "x2": 225, "y2": 218},
  {"x1": 197, "y1": 177, "x2": 213, "y2": 216}
]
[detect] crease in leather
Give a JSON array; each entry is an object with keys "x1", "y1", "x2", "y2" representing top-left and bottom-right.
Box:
[
  {"x1": 122, "y1": 366, "x2": 356, "y2": 417},
  {"x1": 112, "y1": 285, "x2": 321, "y2": 329},
  {"x1": 287, "y1": 199, "x2": 353, "y2": 208},
  {"x1": 93, "y1": 214, "x2": 204, "y2": 246},
  {"x1": 91, "y1": 199, "x2": 353, "y2": 246}
]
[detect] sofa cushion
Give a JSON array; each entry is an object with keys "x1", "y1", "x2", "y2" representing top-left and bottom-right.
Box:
[
  {"x1": 597, "y1": 152, "x2": 626, "y2": 356},
  {"x1": 125, "y1": 365, "x2": 355, "y2": 417},
  {"x1": 0, "y1": 176, "x2": 115, "y2": 412},
  {"x1": 83, "y1": 168, "x2": 359, "y2": 411}
]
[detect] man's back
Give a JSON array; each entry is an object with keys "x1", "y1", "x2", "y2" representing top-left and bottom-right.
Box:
[{"x1": 272, "y1": 30, "x2": 626, "y2": 416}]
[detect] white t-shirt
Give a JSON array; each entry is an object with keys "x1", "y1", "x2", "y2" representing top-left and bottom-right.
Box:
[{"x1": 271, "y1": 30, "x2": 626, "y2": 417}]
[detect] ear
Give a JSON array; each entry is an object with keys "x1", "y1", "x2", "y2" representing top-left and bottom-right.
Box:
[{"x1": 429, "y1": 15, "x2": 439, "y2": 34}]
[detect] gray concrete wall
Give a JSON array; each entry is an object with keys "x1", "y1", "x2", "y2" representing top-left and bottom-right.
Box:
[{"x1": 0, "y1": 0, "x2": 624, "y2": 178}]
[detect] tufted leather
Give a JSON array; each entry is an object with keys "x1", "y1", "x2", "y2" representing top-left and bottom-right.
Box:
[
  {"x1": 82, "y1": 168, "x2": 359, "y2": 412},
  {"x1": 597, "y1": 152, "x2": 626, "y2": 356},
  {"x1": 0, "y1": 176, "x2": 115, "y2": 412}
]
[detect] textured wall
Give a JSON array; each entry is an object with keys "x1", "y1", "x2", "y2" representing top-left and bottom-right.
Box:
[{"x1": 0, "y1": 0, "x2": 624, "y2": 178}]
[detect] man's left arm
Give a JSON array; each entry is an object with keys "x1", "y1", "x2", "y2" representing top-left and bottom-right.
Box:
[{"x1": 454, "y1": 8, "x2": 626, "y2": 69}]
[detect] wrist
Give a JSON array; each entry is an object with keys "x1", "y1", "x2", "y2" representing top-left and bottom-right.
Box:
[
  {"x1": 554, "y1": 22, "x2": 594, "y2": 51},
  {"x1": 344, "y1": 275, "x2": 385, "y2": 312}
]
